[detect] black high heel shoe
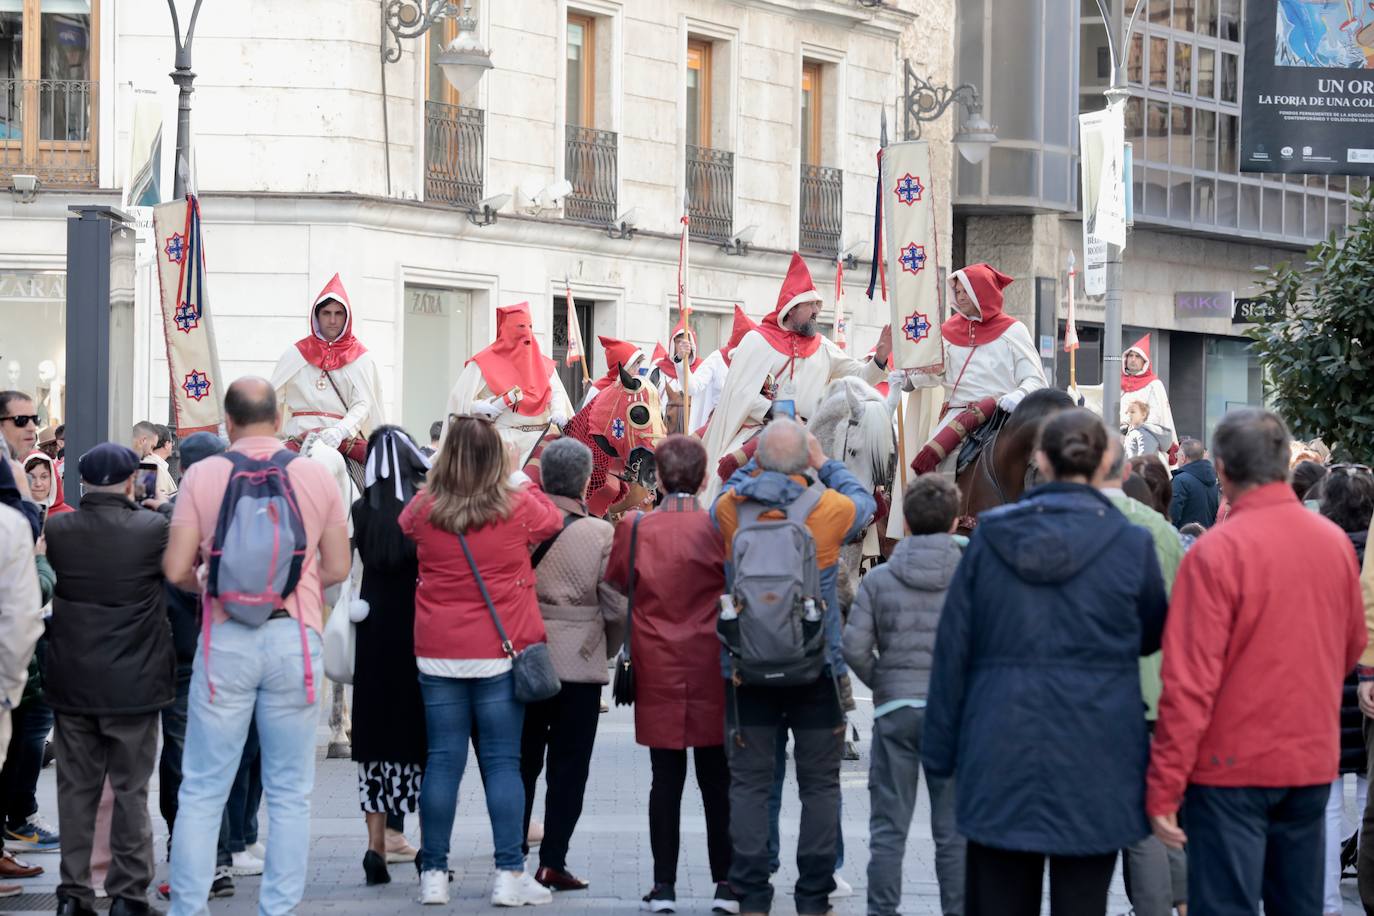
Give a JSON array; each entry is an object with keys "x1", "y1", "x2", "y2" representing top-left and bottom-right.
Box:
[{"x1": 363, "y1": 849, "x2": 390, "y2": 886}]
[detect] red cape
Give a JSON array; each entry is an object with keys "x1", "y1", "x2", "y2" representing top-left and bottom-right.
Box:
[
  {"x1": 943, "y1": 264, "x2": 1018, "y2": 346},
  {"x1": 469, "y1": 303, "x2": 555, "y2": 416},
  {"x1": 294, "y1": 274, "x2": 369, "y2": 371}
]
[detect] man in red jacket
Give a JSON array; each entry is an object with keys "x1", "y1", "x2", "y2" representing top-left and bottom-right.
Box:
[{"x1": 1147, "y1": 408, "x2": 1365, "y2": 914}]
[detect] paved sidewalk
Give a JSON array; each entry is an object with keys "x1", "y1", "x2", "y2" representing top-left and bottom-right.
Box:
[{"x1": 1, "y1": 688, "x2": 1365, "y2": 914}]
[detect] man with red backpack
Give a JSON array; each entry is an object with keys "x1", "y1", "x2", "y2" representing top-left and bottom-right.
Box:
[{"x1": 162, "y1": 377, "x2": 350, "y2": 916}]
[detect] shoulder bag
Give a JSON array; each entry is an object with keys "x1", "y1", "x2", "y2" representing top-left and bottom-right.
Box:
[
  {"x1": 457, "y1": 531, "x2": 562, "y2": 703},
  {"x1": 611, "y1": 513, "x2": 644, "y2": 707}
]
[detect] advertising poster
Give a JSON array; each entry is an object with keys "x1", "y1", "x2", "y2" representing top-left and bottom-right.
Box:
[{"x1": 1241, "y1": 0, "x2": 1374, "y2": 175}]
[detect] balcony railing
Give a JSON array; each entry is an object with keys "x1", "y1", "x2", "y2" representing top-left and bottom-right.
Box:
[
  {"x1": 565, "y1": 125, "x2": 617, "y2": 224},
  {"x1": 425, "y1": 100, "x2": 484, "y2": 208},
  {"x1": 0, "y1": 79, "x2": 97, "y2": 187},
  {"x1": 687, "y1": 144, "x2": 734, "y2": 243},
  {"x1": 800, "y1": 163, "x2": 843, "y2": 258}
]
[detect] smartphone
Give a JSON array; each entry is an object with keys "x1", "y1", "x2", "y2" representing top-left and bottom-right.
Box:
[
  {"x1": 772, "y1": 399, "x2": 797, "y2": 420},
  {"x1": 136, "y1": 462, "x2": 159, "y2": 501}
]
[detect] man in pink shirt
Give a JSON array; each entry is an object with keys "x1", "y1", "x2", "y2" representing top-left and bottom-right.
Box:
[{"x1": 162, "y1": 377, "x2": 349, "y2": 916}]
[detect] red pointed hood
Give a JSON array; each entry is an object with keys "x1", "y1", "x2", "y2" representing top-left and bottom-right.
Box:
[
  {"x1": 758, "y1": 252, "x2": 824, "y2": 358},
  {"x1": 23, "y1": 450, "x2": 71, "y2": 516},
  {"x1": 655, "y1": 317, "x2": 702, "y2": 380},
  {"x1": 721, "y1": 305, "x2": 758, "y2": 367},
  {"x1": 1122, "y1": 334, "x2": 1159, "y2": 394},
  {"x1": 942, "y1": 263, "x2": 1018, "y2": 346},
  {"x1": 591, "y1": 335, "x2": 647, "y2": 392},
  {"x1": 294, "y1": 274, "x2": 369, "y2": 371},
  {"x1": 469, "y1": 303, "x2": 555, "y2": 416}
]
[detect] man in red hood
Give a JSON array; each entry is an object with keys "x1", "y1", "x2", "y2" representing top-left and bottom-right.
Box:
[
  {"x1": 270, "y1": 274, "x2": 385, "y2": 469},
  {"x1": 1120, "y1": 334, "x2": 1179, "y2": 466},
  {"x1": 907, "y1": 263, "x2": 1048, "y2": 476},
  {"x1": 701, "y1": 253, "x2": 890, "y2": 502},
  {"x1": 443, "y1": 303, "x2": 575, "y2": 459}
]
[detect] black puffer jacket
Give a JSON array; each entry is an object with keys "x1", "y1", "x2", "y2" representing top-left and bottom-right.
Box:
[
  {"x1": 1341, "y1": 528, "x2": 1368, "y2": 776},
  {"x1": 43, "y1": 492, "x2": 175, "y2": 715}
]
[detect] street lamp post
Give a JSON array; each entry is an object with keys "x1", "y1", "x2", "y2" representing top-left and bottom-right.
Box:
[
  {"x1": 167, "y1": 0, "x2": 205, "y2": 200},
  {"x1": 900, "y1": 62, "x2": 999, "y2": 164}
]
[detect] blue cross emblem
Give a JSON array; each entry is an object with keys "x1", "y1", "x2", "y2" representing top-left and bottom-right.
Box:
[
  {"x1": 902, "y1": 312, "x2": 932, "y2": 343},
  {"x1": 182, "y1": 370, "x2": 211, "y2": 402},
  {"x1": 894, "y1": 174, "x2": 924, "y2": 206},
  {"x1": 899, "y1": 243, "x2": 928, "y2": 276},
  {"x1": 174, "y1": 301, "x2": 200, "y2": 333},
  {"x1": 164, "y1": 233, "x2": 186, "y2": 264},
  {"x1": 610, "y1": 418, "x2": 625, "y2": 439}
]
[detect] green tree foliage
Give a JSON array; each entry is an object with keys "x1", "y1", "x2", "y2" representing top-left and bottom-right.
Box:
[{"x1": 1247, "y1": 192, "x2": 1374, "y2": 460}]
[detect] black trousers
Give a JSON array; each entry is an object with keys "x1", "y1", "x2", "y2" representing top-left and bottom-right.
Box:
[
  {"x1": 519, "y1": 682, "x2": 601, "y2": 871},
  {"x1": 966, "y1": 841, "x2": 1117, "y2": 916},
  {"x1": 1186, "y1": 783, "x2": 1326, "y2": 916},
  {"x1": 648, "y1": 745, "x2": 732, "y2": 886}
]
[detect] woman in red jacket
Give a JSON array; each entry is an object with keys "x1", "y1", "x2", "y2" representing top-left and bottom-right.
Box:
[
  {"x1": 398, "y1": 415, "x2": 562, "y2": 908},
  {"x1": 604, "y1": 435, "x2": 735, "y2": 914}
]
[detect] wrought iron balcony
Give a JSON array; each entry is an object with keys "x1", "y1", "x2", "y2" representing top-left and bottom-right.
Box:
[
  {"x1": 425, "y1": 100, "x2": 484, "y2": 208},
  {"x1": 800, "y1": 164, "x2": 843, "y2": 258},
  {"x1": 687, "y1": 144, "x2": 734, "y2": 243},
  {"x1": 565, "y1": 125, "x2": 617, "y2": 224},
  {"x1": 0, "y1": 79, "x2": 97, "y2": 187}
]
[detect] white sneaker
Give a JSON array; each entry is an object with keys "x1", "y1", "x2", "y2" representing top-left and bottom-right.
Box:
[
  {"x1": 246, "y1": 841, "x2": 267, "y2": 860},
  {"x1": 492, "y1": 869, "x2": 553, "y2": 907},
  {"x1": 832, "y1": 871, "x2": 854, "y2": 898},
  {"x1": 418, "y1": 869, "x2": 450, "y2": 905},
  {"x1": 230, "y1": 849, "x2": 264, "y2": 876}
]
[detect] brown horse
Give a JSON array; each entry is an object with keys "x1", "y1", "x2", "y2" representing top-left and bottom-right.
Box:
[{"x1": 953, "y1": 387, "x2": 1076, "y2": 533}]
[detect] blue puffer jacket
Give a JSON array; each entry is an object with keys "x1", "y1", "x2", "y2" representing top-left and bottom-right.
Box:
[{"x1": 922, "y1": 483, "x2": 1168, "y2": 856}]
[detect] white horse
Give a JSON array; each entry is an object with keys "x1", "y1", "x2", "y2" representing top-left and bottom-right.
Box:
[
  {"x1": 809, "y1": 376, "x2": 901, "y2": 615},
  {"x1": 299, "y1": 431, "x2": 359, "y2": 758}
]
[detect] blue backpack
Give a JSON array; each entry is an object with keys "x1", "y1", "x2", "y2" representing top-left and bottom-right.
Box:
[{"x1": 207, "y1": 451, "x2": 309, "y2": 625}]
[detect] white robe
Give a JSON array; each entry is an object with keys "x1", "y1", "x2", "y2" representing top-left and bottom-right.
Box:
[
  {"x1": 443, "y1": 362, "x2": 575, "y2": 460},
  {"x1": 911, "y1": 321, "x2": 1048, "y2": 438},
  {"x1": 269, "y1": 349, "x2": 385, "y2": 442},
  {"x1": 701, "y1": 330, "x2": 885, "y2": 504},
  {"x1": 1120, "y1": 377, "x2": 1178, "y2": 463},
  {"x1": 682, "y1": 350, "x2": 727, "y2": 433}
]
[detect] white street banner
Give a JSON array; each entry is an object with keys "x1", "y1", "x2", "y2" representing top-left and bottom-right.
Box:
[
  {"x1": 881, "y1": 140, "x2": 944, "y2": 373},
  {"x1": 153, "y1": 196, "x2": 224, "y2": 434},
  {"x1": 1080, "y1": 101, "x2": 1127, "y2": 248}
]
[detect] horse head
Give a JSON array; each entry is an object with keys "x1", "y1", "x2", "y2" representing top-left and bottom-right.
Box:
[
  {"x1": 811, "y1": 377, "x2": 899, "y2": 494},
  {"x1": 582, "y1": 363, "x2": 667, "y2": 490},
  {"x1": 959, "y1": 387, "x2": 1078, "y2": 530}
]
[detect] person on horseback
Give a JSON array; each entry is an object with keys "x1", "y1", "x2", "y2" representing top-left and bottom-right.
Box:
[
  {"x1": 702, "y1": 252, "x2": 891, "y2": 503},
  {"x1": 1121, "y1": 335, "x2": 1179, "y2": 467},
  {"x1": 580, "y1": 336, "x2": 649, "y2": 408},
  {"x1": 908, "y1": 264, "x2": 1047, "y2": 475},
  {"x1": 689, "y1": 305, "x2": 758, "y2": 435},
  {"x1": 443, "y1": 303, "x2": 575, "y2": 460},
  {"x1": 270, "y1": 274, "x2": 385, "y2": 485},
  {"x1": 655, "y1": 319, "x2": 709, "y2": 434}
]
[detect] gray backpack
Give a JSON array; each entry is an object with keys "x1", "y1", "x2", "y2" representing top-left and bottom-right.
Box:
[{"x1": 718, "y1": 487, "x2": 827, "y2": 687}]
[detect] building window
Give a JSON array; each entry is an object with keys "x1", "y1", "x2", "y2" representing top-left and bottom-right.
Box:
[
  {"x1": 686, "y1": 39, "x2": 712, "y2": 148},
  {"x1": 799, "y1": 59, "x2": 841, "y2": 258},
  {"x1": 553, "y1": 296, "x2": 594, "y2": 406},
  {"x1": 424, "y1": 21, "x2": 484, "y2": 207},
  {"x1": 566, "y1": 14, "x2": 594, "y2": 128},
  {"x1": 800, "y1": 61, "x2": 821, "y2": 166},
  {"x1": 0, "y1": 0, "x2": 97, "y2": 186}
]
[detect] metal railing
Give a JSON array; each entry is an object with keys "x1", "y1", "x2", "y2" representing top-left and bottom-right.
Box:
[
  {"x1": 687, "y1": 144, "x2": 734, "y2": 243},
  {"x1": 425, "y1": 100, "x2": 484, "y2": 208},
  {"x1": 800, "y1": 163, "x2": 843, "y2": 258},
  {"x1": 564, "y1": 125, "x2": 617, "y2": 224},
  {"x1": 0, "y1": 79, "x2": 97, "y2": 186}
]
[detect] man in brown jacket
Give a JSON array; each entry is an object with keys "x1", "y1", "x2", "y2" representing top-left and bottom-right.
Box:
[{"x1": 519, "y1": 438, "x2": 623, "y2": 892}]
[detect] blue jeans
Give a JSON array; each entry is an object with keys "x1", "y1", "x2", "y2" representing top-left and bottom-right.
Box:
[
  {"x1": 168, "y1": 619, "x2": 322, "y2": 916},
  {"x1": 225, "y1": 720, "x2": 262, "y2": 852},
  {"x1": 418, "y1": 671, "x2": 525, "y2": 873}
]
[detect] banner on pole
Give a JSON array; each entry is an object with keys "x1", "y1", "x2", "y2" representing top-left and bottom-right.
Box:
[
  {"x1": 1079, "y1": 101, "x2": 1127, "y2": 248},
  {"x1": 881, "y1": 140, "x2": 944, "y2": 373},
  {"x1": 833, "y1": 258, "x2": 847, "y2": 350},
  {"x1": 153, "y1": 196, "x2": 224, "y2": 434},
  {"x1": 563, "y1": 277, "x2": 584, "y2": 367}
]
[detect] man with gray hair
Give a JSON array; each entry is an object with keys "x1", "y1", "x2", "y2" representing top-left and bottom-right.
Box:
[
  {"x1": 520, "y1": 436, "x2": 622, "y2": 893},
  {"x1": 713, "y1": 416, "x2": 875, "y2": 916}
]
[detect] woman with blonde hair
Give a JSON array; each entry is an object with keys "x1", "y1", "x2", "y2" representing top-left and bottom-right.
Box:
[{"x1": 399, "y1": 414, "x2": 563, "y2": 907}]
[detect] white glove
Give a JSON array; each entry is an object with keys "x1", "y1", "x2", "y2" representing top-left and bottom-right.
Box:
[
  {"x1": 316, "y1": 425, "x2": 345, "y2": 450},
  {"x1": 998, "y1": 391, "x2": 1026, "y2": 413},
  {"x1": 887, "y1": 370, "x2": 909, "y2": 393},
  {"x1": 471, "y1": 400, "x2": 504, "y2": 422},
  {"x1": 549, "y1": 412, "x2": 568, "y2": 430}
]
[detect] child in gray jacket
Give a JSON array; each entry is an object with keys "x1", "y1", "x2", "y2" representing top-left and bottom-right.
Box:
[{"x1": 842, "y1": 475, "x2": 966, "y2": 916}]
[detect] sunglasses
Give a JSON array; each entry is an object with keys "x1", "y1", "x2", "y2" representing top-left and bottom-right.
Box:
[
  {"x1": 0, "y1": 415, "x2": 39, "y2": 429},
  {"x1": 1330, "y1": 463, "x2": 1372, "y2": 476}
]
